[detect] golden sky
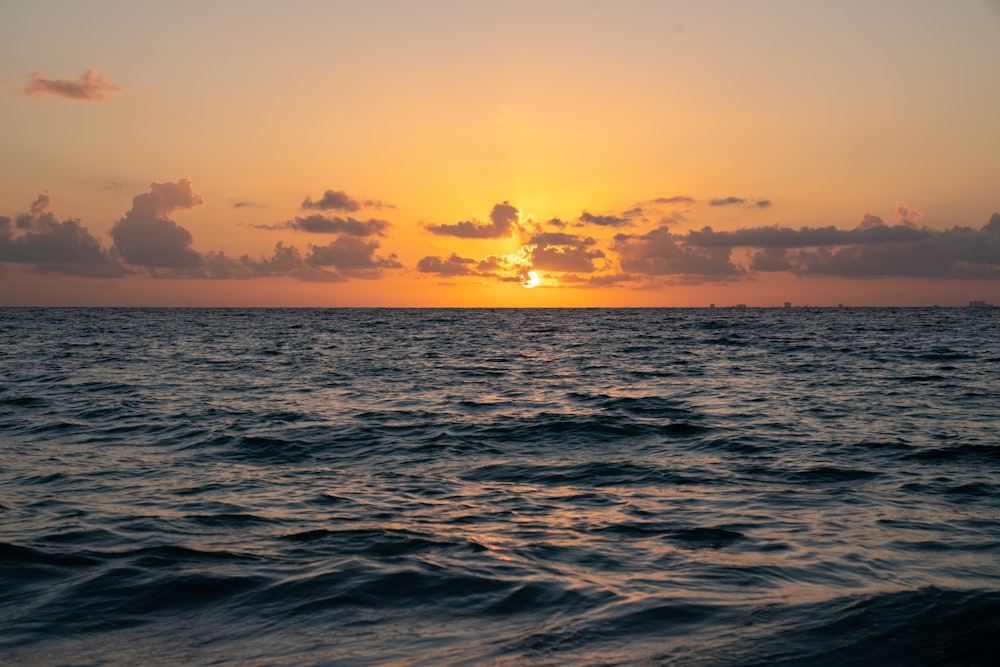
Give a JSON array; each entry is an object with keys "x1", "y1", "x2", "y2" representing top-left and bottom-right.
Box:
[{"x1": 2, "y1": 0, "x2": 999, "y2": 306}]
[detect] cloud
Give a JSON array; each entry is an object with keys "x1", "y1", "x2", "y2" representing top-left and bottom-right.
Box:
[
  {"x1": 609, "y1": 211, "x2": 999, "y2": 280},
  {"x1": 301, "y1": 189, "x2": 360, "y2": 212},
  {"x1": 893, "y1": 202, "x2": 923, "y2": 227},
  {"x1": 416, "y1": 253, "x2": 478, "y2": 277},
  {"x1": 305, "y1": 236, "x2": 402, "y2": 278},
  {"x1": 233, "y1": 200, "x2": 266, "y2": 209},
  {"x1": 651, "y1": 196, "x2": 696, "y2": 205},
  {"x1": 150, "y1": 235, "x2": 402, "y2": 283},
  {"x1": 191, "y1": 243, "x2": 329, "y2": 281},
  {"x1": 709, "y1": 196, "x2": 771, "y2": 208},
  {"x1": 709, "y1": 197, "x2": 746, "y2": 207},
  {"x1": 183, "y1": 243, "x2": 354, "y2": 283},
  {"x1": 526, "y1": 231, "x2": 606, "y2": 273},
  {"x1": 3, "y1": 181, "x2": 407, "y2": 283},
  {"x1": 747, "y1": 246, "x2": 792, "y2": 272},
  {"x1": 683, "y1": 223, "x2": 930, "y2": 248},
  {"x1": 23, "y1": 69, "x2": 122, "y2": 101},
  {"x1": 0, "y1": 193, "x2": 127, "y2": 276},
  {"x1": 584, "y1": 273, "x2": 637, "y2": 287},
  {"x1": 110, "y1": 178, "x2": 204, "y2": 268},
  {"x1": 426, "y1": 201, "x2": 519, "y2": 238},
  {"x1": 256, "y1": 215, "x2": 390, "y2": 236},
  {"x1": 679, "y1": 212, "x2": 999, "y2": 279},
  {"x1": 299, "y1": 189, "x2": 395, "y2": 212},
  {"x1": 578, "y1": 211, "x2": 630, "y2": 228},
  {"x1": 612, "y1": 226, "x2": 744, "y2": 278},
  {"x1": 785, "y1": 216, "x2": 1000, "y2": 279},
  {"x1": 857, "y1": 213, "x2": 885, "y2": 230}
]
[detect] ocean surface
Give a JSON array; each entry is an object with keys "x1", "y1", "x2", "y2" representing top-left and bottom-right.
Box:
[{"x1": 2, "y1": 307, "x2": 999, "y2": 666}]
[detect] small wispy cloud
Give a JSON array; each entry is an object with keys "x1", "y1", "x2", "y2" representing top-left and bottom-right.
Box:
[
  {"x1": 252, "y1": 215, "x2": 390, "y2": 237},
  {"x1": 23, "y1": 69, "x2": 123, "y2": 102},
  {"x1": 578, "y1": 211, "x2": 630, "y2": 228},
  {"x1": 651, "y1": 196, "x2": 696, "y2": 205},
  {"x1": 709, "y1": 196, "x2": 771, "y2": 208}
]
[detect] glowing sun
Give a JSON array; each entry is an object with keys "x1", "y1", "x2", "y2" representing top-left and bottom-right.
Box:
[{"x1": 521, "y1": 270, "x2": 540, "y2": 288}]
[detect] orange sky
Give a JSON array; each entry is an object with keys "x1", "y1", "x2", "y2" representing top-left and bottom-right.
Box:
[{"x1": 2, "y1": 1, "x2": 999, "y2": 306}]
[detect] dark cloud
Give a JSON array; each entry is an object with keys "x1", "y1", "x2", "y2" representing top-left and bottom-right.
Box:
[
  {"x1": 0, "y1": 194, "x2": 126, "y2": 276},
  {"x1": 188, "y1": 243, "x2": 342, "y2": 281},
  {"x1": 23, "y1": 69, "x2": 122, "y2": 101},
  {"x1": 426, "y1": 201, "x2": 519, "y2": 238},
  {"x1": 407, "y1": 209, "x2": 1000, "y2": 285},
  {"x1": 361, "y1": 199, "x2": 395, "y2": 210},
  {"x1": 709, "y1": 197, "x2": 747, "y2": 207},
  {"x1": 578, "y1": 211, "x2": 630, "y2": 228},
  {"x1": 612, "y1": 226, "x2": 744, "y2": 278},
  {"x1": 176, "y1": 247, "x2": 343, "y2": 282},
  {"x1": 3, "y1": 182, "x2": 406, "y2": 283},
  {"x1": 785, "y1": 217, "x2": 1000, "y2": 279},
  {"x1": 529, "y1": 232, "x2": 589, "y2": 246},
  {"x1": 110, "y1": 178, "x2": 204, "y2": 268},
  {"x1": 585, "y1": 273, "x2": 636, "y2": 287},
  {"x1": 475, "y1": 256, "x2": 507, "y2": 273},
  {"x1": 200, "y1": 243, "x2": 294, "y2": 278},
  {"x1": 651, "y1": 196, "x2": 696, "y2": 205},
  {"x1": 684, "y1": 224, "x2": 930, "y2": 249},
  {"x1": 305, "y1": 236, "x2": 402, "y2": 278},
  {"x1": 748, "y1": 246, "x2": 792, "y2": 272},
  {"x1": 857, "y1": 213, "x2": 885, "y2": 230},
  {"x1": 416, "y1": 254, "x2": 478, "y2": 277},
  {"x1": 687, "y1": 213, "x2": 1000, "y2": 279},
  {"x1": 301, "y1": 190, "x2": 360, "y2": 212},
  {"x1": 527, "y1": 231, "x2": 605, "y2": 273},
  {"x1": 299, "y1": 189, "x2": 394, "y2": 212},
  {"x1": 166, "y1": 236, "x2": 401, "y2": 283},
  {"x1": 987, "y1": 213, "x2": 1000, "y2": 234},
  {"x1": 417, "y1": 251, "x2": 534, "y2": 282},
  {"x1": 233, "y1": 200, "x2": 266, "y2": 209},
  {"x1": 257, "y1": 215, "x2": 390, "y2": 236},
  {"x1": 708, "y1": 196, "x2": 771, "y2": 208}
]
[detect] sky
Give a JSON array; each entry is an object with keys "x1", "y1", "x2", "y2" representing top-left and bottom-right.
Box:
[{"x1": 2, "y1": 0, "x2": 999, "y2": 307}]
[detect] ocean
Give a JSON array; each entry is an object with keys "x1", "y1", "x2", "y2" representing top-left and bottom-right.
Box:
[{"x1": 1, "y1": 307, "x2": 998, "y2": 666}]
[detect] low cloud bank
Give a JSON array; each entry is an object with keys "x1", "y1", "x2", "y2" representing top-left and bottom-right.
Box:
[{"x1": 1, "y1": 181, "x2": 403, "y2": 282}]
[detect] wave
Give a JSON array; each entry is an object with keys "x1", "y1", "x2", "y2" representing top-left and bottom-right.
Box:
[{"x1": 3, "y1": 307, "x2": 999, "y2": 665}]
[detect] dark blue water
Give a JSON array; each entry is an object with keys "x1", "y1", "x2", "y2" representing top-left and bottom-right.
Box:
[{"x1": 2, "y1": 308, "x2": 998, "y2": 666}]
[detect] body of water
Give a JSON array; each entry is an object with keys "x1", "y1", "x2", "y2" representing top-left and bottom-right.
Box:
[{"x1": 2, "y1": 307, "x2": 998, "y2": 665}]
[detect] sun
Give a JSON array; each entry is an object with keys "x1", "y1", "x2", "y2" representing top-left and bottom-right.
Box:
[{"x1": 520, "y1": 270, "x2": 540, "y2": 288}]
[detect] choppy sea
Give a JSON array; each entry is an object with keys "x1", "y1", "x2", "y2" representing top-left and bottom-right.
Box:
[{"x1": 2, "y1": 307, "x2": 999, "y2": 666}]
